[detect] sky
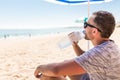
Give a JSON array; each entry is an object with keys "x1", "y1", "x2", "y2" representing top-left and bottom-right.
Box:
[{"x1": 0, "y1": 0, "x2": 120, "y2": 29}]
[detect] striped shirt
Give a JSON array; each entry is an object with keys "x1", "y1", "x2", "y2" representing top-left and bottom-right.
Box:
[{"x1": 74, "y1": 40, "x2": 120, "y2": 80}]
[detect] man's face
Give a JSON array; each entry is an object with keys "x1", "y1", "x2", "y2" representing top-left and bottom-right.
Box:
[{"x1": 84, "y1": 15, "x2": 97, "y2": 40}]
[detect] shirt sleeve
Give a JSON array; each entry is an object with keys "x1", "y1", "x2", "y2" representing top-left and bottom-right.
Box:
[{"x1": 74, "y1": 46, "x2": 110, "y2": 74}]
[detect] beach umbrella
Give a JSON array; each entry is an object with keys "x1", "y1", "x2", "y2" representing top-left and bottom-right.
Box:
[
  {"x1": 45, "y1": 0, "x2": 112, "y2": 17},
  {"x1": 45, "y1": 0, "x2": 113, "y2": 49},
  {"x1": 45, "y1": 0, "x2": 112, "y2": 5}
]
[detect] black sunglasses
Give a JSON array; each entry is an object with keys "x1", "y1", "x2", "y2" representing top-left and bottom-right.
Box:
[{"x1": 84, "y1": 22, "x2": 101, "y2": 32}]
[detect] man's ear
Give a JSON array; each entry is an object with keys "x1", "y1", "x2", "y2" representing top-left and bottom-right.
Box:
[{"x1": 92, "y1": 28, "x2": 98, "y2": 35}]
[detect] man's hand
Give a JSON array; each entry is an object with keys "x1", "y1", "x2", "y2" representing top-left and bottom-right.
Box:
[
  {"x1": 34, "y1": 66, "x2": 66, "y2": 80},
  {"x1": 68, "y1": 32, "x2": 80, "y2": 44},
  {"x1": 34, "y1": 66, "x2": 42, "y2": 78},
  {"x1": 68, "y1": 32, "x2": 85, "y2": 56},
  {"x1": 38, "y1": 74, "x2": 66, "y2": 80}
]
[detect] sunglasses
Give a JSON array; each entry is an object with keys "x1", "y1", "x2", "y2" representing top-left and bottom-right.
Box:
[{"x1": 84, "y1": 22, "x2": 101, "y2": 32}]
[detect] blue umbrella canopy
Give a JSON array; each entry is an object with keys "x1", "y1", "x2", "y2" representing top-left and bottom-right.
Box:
[
  {"x1": 45, "y1": 0, "x2": 112, "y2": 17},
  {"x1": 46, "y1": 0, "x2": 112, "y2": 5}
]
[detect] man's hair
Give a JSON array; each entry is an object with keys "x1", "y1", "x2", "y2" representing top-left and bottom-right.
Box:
[{"x1": 93, "y1": 11, "x2": 115, "y2": 38}]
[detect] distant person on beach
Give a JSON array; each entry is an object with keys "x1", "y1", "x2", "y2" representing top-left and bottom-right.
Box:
[{"x1": 34, "y1": 10, "x2": 120, "y2": 80}]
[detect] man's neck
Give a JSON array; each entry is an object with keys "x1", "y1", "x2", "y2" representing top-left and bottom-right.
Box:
[{"x1": 92, "y1": 38, "x2": 110, "y2": 46}]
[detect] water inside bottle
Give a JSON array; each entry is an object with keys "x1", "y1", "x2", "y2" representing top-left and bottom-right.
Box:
[{"x1": 58, "y1": 36, "x2": 71, "y2": 49}]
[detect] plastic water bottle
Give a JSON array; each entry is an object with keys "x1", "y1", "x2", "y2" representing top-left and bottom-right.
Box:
[{"x1": 58, "y1": 30, "x2": 85, "y2": 49}]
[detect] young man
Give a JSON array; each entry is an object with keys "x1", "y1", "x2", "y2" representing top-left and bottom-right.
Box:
[{"x1": 34, "y1": 10, "x2": 120, "y2": 80}]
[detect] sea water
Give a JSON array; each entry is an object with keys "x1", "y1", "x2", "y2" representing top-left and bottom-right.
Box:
[{"x1": 0, "y1": 27, "x2": 83, "y2": 38}]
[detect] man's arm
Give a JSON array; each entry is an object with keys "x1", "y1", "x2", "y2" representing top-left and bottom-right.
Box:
[
  {"x1": 72, "y1": 42, "x2": 85, "y2": 56},
  {"x1": 34, "y1": 59, "x2": 86, "y2": 77},
  {"x1": 68, "y1": 32, "x2": 85, "y2": 56}
]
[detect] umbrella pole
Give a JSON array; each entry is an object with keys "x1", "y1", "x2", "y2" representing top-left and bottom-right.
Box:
[
  {"x1": 88, "y1": 0, "x2": 90, "y2": 17},
  {"x1": 87, "y1": 0, "x2": 90, "y2": 50}
]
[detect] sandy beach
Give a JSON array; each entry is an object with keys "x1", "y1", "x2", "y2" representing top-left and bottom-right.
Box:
[{"x1": 0, "y1": 28, "x2": 120, "y2": 80}]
